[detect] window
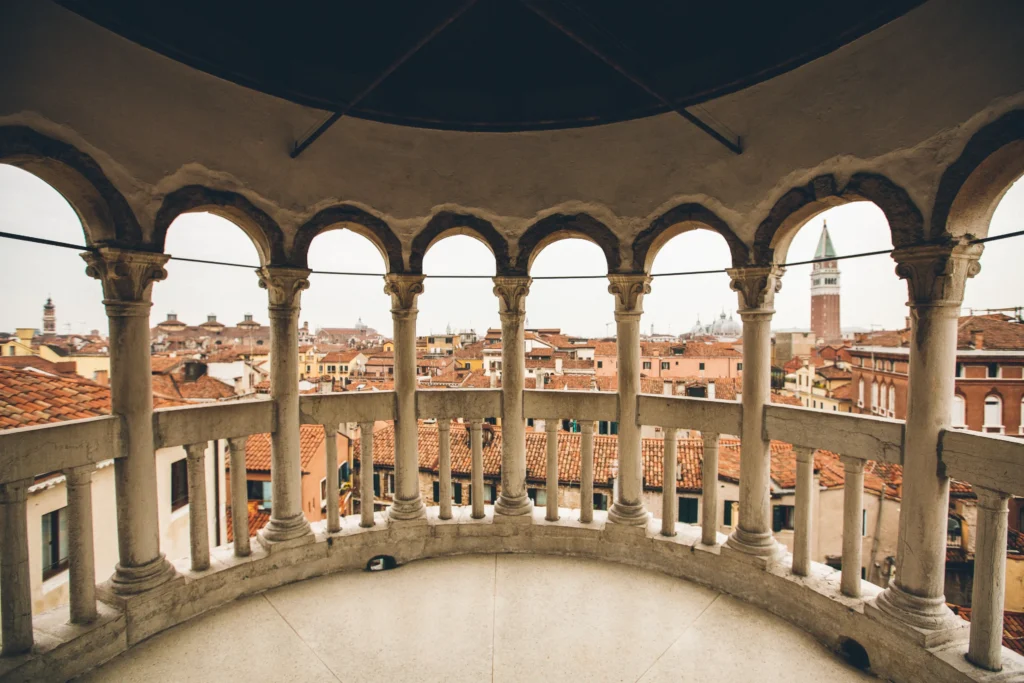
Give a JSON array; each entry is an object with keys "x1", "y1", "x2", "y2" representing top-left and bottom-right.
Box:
[
  {"x1": 305, "y1": 365, "x2": 311, "y2": 373},
  {"x1": 956, "y1": 362, "x2": 964, "y2": 378},
  {"x1": 723, "y1": 500, "x2": 736, "y2": 526},
  {"x1": 870, "y1": 381, "x2": 879, "y2": 413},
  {"x1": 327, "y1": 365, "x2": 336, "y2": 373},
  {"x1": 171, "y1": 458, "x2": 189, "y2": 511},
  {"x1": 385, "y1": 473, "x2": 395, "y2": 496},
  {"x1": 247, "y1": 480, "x2": 272, "y2": 510},
  {"x1": 373, "y1": 472, "x2": 381, "y2": 497},
  {"x1": 988, "y1": 363, "x2": 1000, "y2": 379},
  {"x1": 432, "y1": 481, "x2": 440, "y2": 503},
  {"x1": 470, "y1": 483, "x2": 495, "y2": 504},
  {"x1": 984, "y1": 395, "x2": 1004, "y2": 433},
  {"x1": 772, "y1": 505, "x2": 795, "y2": 532},
  {"x1": 642, "y1": 361, "x2": 652, "y2": 370},
  {"x1": 452, "y1": 482, "x2": 463, "y2": 504},
  {"x1": 888, "y1": 385, "x2": 896, "y2": 417},
  {"x1": 339, "y1": 461, "x2": 351, "y2": 482},
  {"x1": 877, "y1": 383, "x2": 887, "y2": 414},
  {"x1": 858, "y1": 379, "x2": 865, "y2": 408},
  {"x1": 737, "y1": 363, "x2": 743, "y2": 371},
  {"x1": 593, "y1": 493, "x2": 609, "y2": 511},
  {"x1": 699, "y1": 362, "x2": 705, "y2": 371},
  {"x1": 678, "y1": 498, "x2": 698, "y2": 524},
  {"x1": 862, "y1": 509, "x2": 867, "y2": 536},
  {"x1": 320, "y1": 478, "x2": 328, "y2": 508},
  {"x1": 597, "y1": 361, "x2": 603, "y2": 369},
  {"x1": 661, "y1": 361, "x2": 670, "y2": 370},
  {"x1": 528, "y1": 487, "x2": 547, "y2": 506},
  {"x1": 41, "y1": 507, "x2": 69, "y2": 580}
]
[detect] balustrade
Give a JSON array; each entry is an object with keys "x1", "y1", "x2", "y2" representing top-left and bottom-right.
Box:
[{"x1": 1, "y1": 363, "x2": 1023, "y2": 680}]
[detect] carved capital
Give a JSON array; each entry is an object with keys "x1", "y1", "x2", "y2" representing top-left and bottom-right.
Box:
[
  {"x1": 82, "y1": 248, "x2": 169, "y2": 311},
  {"x1": 892, "y1": 240, "x2": 982, "y2": 309},
  {"x1": 607, "y1": 273, "x2": 651, "y2": 319},
  {"x1": 840, "y1": 455, "x2": 866, "y2": 474},
  {"x1": 727, "y1": 266, "x2": 784, "y2": 312},
  {"x1": 384, "y1": 274, "x2": 426, "y2": 314},
  {"x1": 492, "y1": 276, "x2": 532, "y2": 321},
  {"x1": 257, "y1": 266, "x2": 311, "y2": 313}
]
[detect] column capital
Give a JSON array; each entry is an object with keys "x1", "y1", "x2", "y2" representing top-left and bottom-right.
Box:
[
  {"x1": 974, "y1": 486, "x2": 1011, "y2": 511},
  {"x1": 580, "y1": 421, "x2": 595, "y2": 435},
  {"x1": 322, "y1": 422, "x2": 338, "y2": 437},
  {"x1": 63, "y1": 465, "x2": 94, "y2": 488},
  {"x1": 794, "y1": 445, "x2": 815, "y2": 464},
  {"x1": 840, "y1": 454, "x2": 866, "y2": 473},
  {"x1": 492, "y1": 276, "x2": 532, "y2": 321},
  {"x1": 384, "y1": 273, "x2": 426, "y2": 315},
  {"x1": 0, "y1": 478, "x2": 29, "y2": 504},
  {"x1": 892, "y1": 239, "x2": 982, "y2": 309},
  {"x1": 257, "y1": 266, "x2": 311, "y2": 312},
  {"x1": 82, "y1": 247, "x2": 169, "y2": 315},
  {"x1": 183, "y1": 442, "x2": 207, "y2": 461},
  {"x1": 607, "y1": 273, "x2": 652, "y2": 320},
  {"x1": 726, "y1": 265, "x2": 784, "y2": 313}
]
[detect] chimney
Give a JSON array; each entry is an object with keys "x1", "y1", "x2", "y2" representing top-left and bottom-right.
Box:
[
  {"x1": 555, "y1": 357, "x2": 563, "y2": 374},
  {"x1": 905, "y1": 316, "x2": 912, "y2": 329},
  {"x1": 182, "y1": 360, "x2": 207, "y2": 382},
  {"x1": 207, "y1": 314, "x2": 217, "y2": 323},
  {"x1": 971, "y1": 329, "x2": 984, "y2": 350},
  {"x1": 708, "y1": 381, "x2": 716, "y2": 400},
  {"x1": 489, "y1": 370, "x2": 497, "y2": 389},
  {"x1": 93, "y1": 369, "x2": 109, "y2": 385},
  {"x1": 536, "y1": 369, "x2": 544, "y2": 390}
]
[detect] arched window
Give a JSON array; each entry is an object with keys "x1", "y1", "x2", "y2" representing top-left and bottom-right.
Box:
[
  {"x1": 951, "y1": 395, "x2": 966, "y2": 429},
  {"x1": 888, "y1": 385, "x2": 896, "y2": 417},
  {"x1": 878, "y1": 383, "x2": 887, "y2": 414},
  {"x1": 984, "y1": 394, "x2": 1004, "y2": 434},
  {"x1": 858, "y1": 379, "x2": 865, "y2": 408},
  {"x1": 871, "y1": 381, "x2": 879, "y2": 414}
]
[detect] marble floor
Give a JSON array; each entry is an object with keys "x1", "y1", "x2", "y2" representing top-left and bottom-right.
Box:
[{"x1": 78, "y1": 554, "x2": 874, "y2": 682}]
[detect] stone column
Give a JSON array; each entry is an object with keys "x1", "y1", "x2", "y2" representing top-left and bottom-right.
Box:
[
  {"x1": 470, "y1": 419, "x2": 486, "y2": 519},
  {"x1": 968, "y1": 487, "x2": 1011, "y2": 671},
  {"x1": 662, "y1": 428, "x2": 678, "y2": 536},
  {"x1": 183, "y1": 443, "x2": 210, "y2": 572},
  {"x1": 359, "y1": 421, "x2": 376, "y2": 528},
  {"x1": 722, "y1": 266, "x2": 784, "y2": 562},
  {"x1": 493, "y1": 276, "x2": 533, "y2": 519},
  {"x1": 323, "y1": 423, "x2": 341, "y2": 533},
  {"x1": 83, "y1": 247, "x2": 176, "y2": 593},
  {"x1": 545, "y1": 420, "x2": 559, "y2": 522},
  {"x1": 701, "y1": 433, "x2": 720, "y2": 546},
  {"x1": 607, "y1": 273, "x2": 652, "y2": 526},
  {"x1": 871, "y1": 240, "x2": 982, "y2": 637},
  {"x1": 580, "y1": 422, "x2": 595, "y2": 523},
  {"x1": 840, "y1": 456, "x2": 865, "y2": 597},
  {"x1": 64, "y1": 466, "x2": 97, "y2": 624},
  {"x1": 792, "y1": 447, "x2": 815, "y2": 577},
  {"x1": 227, "y1": 437, "x2": 251, "y2": 557},
  {"x1": 438, "y1": 421, "x2": 453, "y2": 520},
  {"x1": 256, "y1": 266, "x2": 313, "y2": 546},
  {"x1": 384, "y1": 274, "x2": 427, "y2": 522},
  {"x1": 0, "y1": 479, "x2": 32, "y2": 655}
]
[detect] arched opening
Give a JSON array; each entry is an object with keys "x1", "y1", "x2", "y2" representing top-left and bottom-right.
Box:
[
  {"x1": 951, "y1": 394, "x2": 967, "y2": 429},
  {"x1": 643, "y1": 228, "x2": 740, "y2": 404},
  {"x1": 514, "y1": 214, "x2": 621, "y2": 276},
  {"x1": 302, "y1": 229, "x2": 391, "y2": 389},
  {"x1": 292, "y1": 206, "x2": 402, "y2": 273},
  {"x1": 0, "y1": 164, "x2": 106, "y2": 340},
  {"x1": 839, "y1": 637, "x2": 871, "y2": 672},
  {"x1": 983, "y1": 393, "x2": 1004, "y2": 434}
]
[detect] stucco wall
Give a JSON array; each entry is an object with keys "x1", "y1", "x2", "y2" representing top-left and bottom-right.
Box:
[{"x1": 1, "y1": 0, "x2": 1022, "y2": 266}]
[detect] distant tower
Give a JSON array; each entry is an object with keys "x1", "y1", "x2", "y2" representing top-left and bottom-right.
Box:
[
  {"x1": 43, "y1": 297, "x2": 56, "y2": 335},
  {"x1": 810, "y1": 221, "x2": 841, "y2": 343}
]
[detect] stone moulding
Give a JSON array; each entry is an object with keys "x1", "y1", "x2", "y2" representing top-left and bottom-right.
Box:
[{"x1": 4, "y1": 509, "x2": 1020, "y2": 683}]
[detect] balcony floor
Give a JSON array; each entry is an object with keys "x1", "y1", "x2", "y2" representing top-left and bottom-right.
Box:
[{"x1": 79, "y1": 554, "x2": 871, "y2": 682}]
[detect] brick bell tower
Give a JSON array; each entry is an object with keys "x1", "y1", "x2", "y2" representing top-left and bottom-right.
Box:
[
  {"x1": 43, "y1": 297, "x2": 56, "y2": 336},
  {"x1": 810, "y1": 221, "x2": 841, "y2": 343}
]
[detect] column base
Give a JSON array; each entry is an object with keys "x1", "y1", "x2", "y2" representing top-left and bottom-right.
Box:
[
  {"x1": 866, "y1": 583, "x2": 968, "y2": 648},
  {"x1": 723, "y1": 528, "x2": 785, "y2": 567},
  {"x1": 494, "y1": 493, "x2": 532, "y2": 520},
  {"x1": 257, "y1": 512, "x2": 313, "y2": 549},
  {"x1": 109, "y1": 554, "x2": 178, "y2": 596},
  {"x1": 387, "y1": 495, "x2": 426, "y2": 522},
  {"x1": 607, "y1": 501, "x2": 650, "y2": 527}
]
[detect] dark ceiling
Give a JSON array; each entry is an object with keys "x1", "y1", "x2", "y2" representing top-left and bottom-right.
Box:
[{"x1": 58, "y1": 0, "x2": 921, "y2": 133}]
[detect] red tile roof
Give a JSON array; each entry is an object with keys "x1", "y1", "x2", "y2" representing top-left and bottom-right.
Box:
[
  {"x1": 238, "y1": 425, "x2": 325, "y2": 473},
  {"x1": 954, "y1": 608, "x2": 1024, "y2": 656},
  {"x1": 957, "y1": 315, "x2": 1024, "y2": 351},
  {"x1": 152, "y1": 372, "x2": 236, "y2": 401},
  {"x1": 224, "y1": 506, "x2": 271, "y2": 543},
  {"x1": 0, "y1": 366, "x2": 184, "y2": 429}
]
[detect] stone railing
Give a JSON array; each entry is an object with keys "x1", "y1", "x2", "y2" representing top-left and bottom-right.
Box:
[{"x1": 1, "y1": 391, "x2": 1023, "y2": 682}]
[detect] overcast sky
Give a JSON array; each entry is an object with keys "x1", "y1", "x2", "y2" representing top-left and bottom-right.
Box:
[{"x1": 1, "y1": 165, "x2": 1020, "y2": 339}]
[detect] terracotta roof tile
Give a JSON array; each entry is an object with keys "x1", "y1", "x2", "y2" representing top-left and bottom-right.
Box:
[
  {"x1": 955, "y1": 608, "x2": 1024, "y2": 656},
  {"x1": 225, "y1": 506, "x2": 271, "y2": 542},
  {"x1": 240, "y1": 425, "x2": 325, "y2": 473}
]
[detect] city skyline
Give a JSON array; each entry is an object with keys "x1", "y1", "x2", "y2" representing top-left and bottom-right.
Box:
[{"x1": 2, "y1": 164, "x2": 1022, "y2": 339}]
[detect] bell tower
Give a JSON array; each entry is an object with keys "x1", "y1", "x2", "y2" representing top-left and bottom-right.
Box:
[
  {"x1": 810, "y1": 221, "x2": 841, "y2": 343},
  {"x1": 43, "y1": 297, "x2": 56, "y2": 336}
]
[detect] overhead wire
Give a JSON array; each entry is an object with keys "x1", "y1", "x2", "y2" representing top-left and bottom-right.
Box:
[{"x1": 1, "y1": 228, "x2": 1021, "y2": 280}]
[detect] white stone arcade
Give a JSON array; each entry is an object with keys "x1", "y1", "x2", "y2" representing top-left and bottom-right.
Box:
[{"x1": 2, "y1": 1, "x2": 1024, "y2": 681}]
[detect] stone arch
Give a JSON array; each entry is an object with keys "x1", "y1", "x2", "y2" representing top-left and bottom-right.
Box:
[
  {"x1": 292, "y1": 205, "x2": 404, "y2": 272},
  {"x1": 409, "y1": 211, "x2": 509, "y2": 274},
  {"x1": 0, "y1": 125, "x2": 143, "y2": 246},
  {"x1": 153, "y1": 186, "x2": 286, "y2": 266},
  {"x1": 512, "y1": 213, "x2": 620, "y2": 276},
  {"x1": 751, "y1": 173, "x2": 924, "y2": 266},
  {"x1": 932, "y1": 109, "x2": 1024, "y2": 242},
  {"x1": 632, "y1": 203, "x2": 749, "y2": 271}
]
